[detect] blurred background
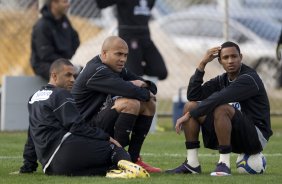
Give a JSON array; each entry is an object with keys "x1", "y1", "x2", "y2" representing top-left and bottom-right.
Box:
[{"x1": 0, "y1": 0, "x2": 282, "y2": 121}]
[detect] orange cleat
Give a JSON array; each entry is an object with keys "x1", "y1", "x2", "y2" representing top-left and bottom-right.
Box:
[{"x1": 135, "y1": 157, "x2": 162, "y2": 173}]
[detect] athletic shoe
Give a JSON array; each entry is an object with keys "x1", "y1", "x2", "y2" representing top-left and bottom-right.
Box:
[
  {"x1": 106, "y1": 169, "x2": 136, "y2": 179},
  {"x1": 118, "y1": 160, "x2": 150, "y2": 178},
  {"x1": 135, "y1": 157, "x2": 162, "y2": 173},
  {"x1": 165, "y1": 160, "x2": 201, "y2": 174},
  {"x1": 19, "y1": 164, "x2": 37, "y2": 173},
  {"x1": 210, "y1": 162, "x2": 231, "y2": 176}
]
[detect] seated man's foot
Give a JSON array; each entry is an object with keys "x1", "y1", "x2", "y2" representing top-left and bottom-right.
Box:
[
  {"x1": 118, "y1": 160, "x2": 150, "y2": 178},
  {"x1": 165, "y1": 160, "x2": 201, "y2": 174},
  {"x1": 10, "y1": 164, "x2": 37, "y2": 175},
  {"x1": 19, "y1": 164, "x2": 37, "y2": 173},
  {"x1": 135, "y1": 157, "x2": 162, "y2": 173},
  {"x1": 210, "y1": 162, "x2": 231, "y2": 176}
]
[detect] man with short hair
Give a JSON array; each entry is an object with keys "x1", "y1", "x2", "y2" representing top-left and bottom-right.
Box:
[
  {"x1": 71, "y1": 36, "x2": 161, "y2": 173},
  {"x1": 30, "y1": 0, "x2": 80, "y2": 80},
  {"x1": 18, "y1": 58, "x2": 149, "y2": 178},
  {"x1": 166, "y1": 41, "x2": 272, "y2": 176}
]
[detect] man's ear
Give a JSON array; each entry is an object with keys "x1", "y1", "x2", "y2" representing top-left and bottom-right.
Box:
[
  {"x1": 101, "y1": 50, "x2": 107, "y2": 61},
  {"x1": 218, "y1": 57, "x2": 222, "y2": 64},
  {"x1": 50, "y1": 72, "x2": 57, "y2": 81}
]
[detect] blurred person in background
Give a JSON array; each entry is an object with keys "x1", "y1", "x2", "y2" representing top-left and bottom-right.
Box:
[
  {"x1": 166, "y1": 41, "x2": 272, "y2": 176},
  {"x1": 276, "y1": 28, "x2": 282, "y2": 88},
  {"x1": 30, "y1": 0, "x2": 81, "y2": 80},
  {"x1": 17, "y1": 58, "x2": 149, "y2": 178},
  {"x1": 96, "y1": 0, "x2": 168, "y2": 133},
  {"x1": 96, "y1": 0, "x2": 168, "y2": 81}
]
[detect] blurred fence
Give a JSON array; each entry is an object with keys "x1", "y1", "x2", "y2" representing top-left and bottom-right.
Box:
[{"x1": 0, "y1": 0, "x2": 281, "y2": 118}]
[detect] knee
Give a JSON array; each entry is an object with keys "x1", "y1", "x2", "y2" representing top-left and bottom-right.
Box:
[
  {"x1": 213, "y1": 104, "x2": 234, "y2": 118},
  {"x1": 114, "y1": 98, "x2": 140, "y2": 114},
  {"x1": 146, "y1": 98, "x2": 156, "y2": 113},
  {"x1": 183, "y1": 101, "x2": 198, "y2": 113},
  {"x1": 140, "y1": 98, "x2": 156, "y2": 116}
]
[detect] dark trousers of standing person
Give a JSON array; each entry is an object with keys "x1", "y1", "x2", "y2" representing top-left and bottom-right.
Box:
[{"x1": 122, "y1": 36, "x2": 168, "y2": 81}]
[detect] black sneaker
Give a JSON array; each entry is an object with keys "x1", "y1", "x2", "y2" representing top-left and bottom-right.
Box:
[
  {"x1": 210, "y1": 162, "x2": 231, "y2": 176},
  {"x1": 19, "y1": 163, "x2": 38, "y2": 174},
  {"x1": 165, "y1": 160, "x2": 201, "y2": 174}
]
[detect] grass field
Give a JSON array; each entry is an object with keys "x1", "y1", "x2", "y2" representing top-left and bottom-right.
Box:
[{"x1": 1, "y1": 117, "x2": 282, "y2": 184}]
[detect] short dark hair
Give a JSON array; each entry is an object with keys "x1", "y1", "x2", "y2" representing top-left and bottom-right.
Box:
[
  {"x1": 49, "y1": 58, "x2": 73, "y2": 76},
  {"x1": 45, "y1": 0, "x2": 52, "y2": 6},
  {"x1": 45, "y1": 0, "x2": 59, "y2": 7},
  {"x1": 219, "y1": 41, "x2": 241, "y2": 58}
]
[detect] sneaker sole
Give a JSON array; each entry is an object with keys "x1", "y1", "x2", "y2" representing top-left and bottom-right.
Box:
[
  {"x1": 210, "y1": 172, "x2": 231, "y2": 176},
  {"x1": 106, "y1": 169, "x2": 136, "y2": 179},
  {"x1": 118, "y1": 160, "x2": 150, "y2": 178}
]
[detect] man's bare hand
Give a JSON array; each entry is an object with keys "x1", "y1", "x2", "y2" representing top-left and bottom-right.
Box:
[
  {"x1": 175, "y1": 112, "x2": 191, "y2": 134},
  {"x1": 198, "y1": 46, "x2": 221, "y2": 71},
  {"x1": 130, "y1": 80, "x2": 148, "y2": 88}
]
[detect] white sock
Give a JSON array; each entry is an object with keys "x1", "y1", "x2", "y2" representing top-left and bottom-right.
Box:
[
  {"x1": 187, "y1": 149, "x2": 200, "y2": 168},
  {"x1": 218, "y1": 153, "x2": 230, "y2": 168}
]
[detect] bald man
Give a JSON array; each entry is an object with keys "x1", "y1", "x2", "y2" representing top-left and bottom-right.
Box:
[{"x1": 72, "y1": 36, "x2": 161, "y2": 173}]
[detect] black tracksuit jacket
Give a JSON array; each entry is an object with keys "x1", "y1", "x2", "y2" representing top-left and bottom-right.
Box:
[
  {"x1": 71, "y1": 55, "x2": 157, "y2": 123},
  {"x1": 187, "y1": 64, "x2": 272, "y2": 141},
  {"x1": 27, "y1": 84, "x2": 109, "y2": 169},
  {"x1": 30, "y1": 5, "x2": 80, "y2": 78},
  {"x1": 96, "y1": 0, "x2": 155, "y2": 38}
]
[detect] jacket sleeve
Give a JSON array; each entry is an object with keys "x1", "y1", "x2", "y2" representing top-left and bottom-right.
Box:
[
  {"x1": 86, "y1": 66, "x2": 151, "y2": 101},
  {"x1": 53, "y1": 90, "x2": 110, "y2": 140},
  {"x1": 20, "y1": 127, "x2": 38, "y2": 172},
  {"x1": 187, "y1": 69, "x2": 221, "y2": 101},
  {"x1": 69, "y1": 20, "x2": 80, "y2": 56},
  {"x1": 122, "y1": 68, "x2": 157, "y2": 95},
  {"x1": 190, "y1": 73, "x2": 260, "y2": 118},
  {"x1": 96, "y1": 0, "x2": 117, "y2": 8},
  {"x1": 32, "y1": 23, "x2": 61, "y2": 63}
]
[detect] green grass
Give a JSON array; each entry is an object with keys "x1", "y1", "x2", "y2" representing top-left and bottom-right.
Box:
[{"x1": 1, "y1": 117, "x2": 282, "y2": 184}]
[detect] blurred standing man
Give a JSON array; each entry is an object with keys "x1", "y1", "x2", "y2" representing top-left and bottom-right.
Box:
[
  {"x1": 96, "y1": 0, "x2": 168, "y2": 80},
  {"x1": 30, "y1": 0, "x2": 80, "y2": 80},
  {"x1": 71, "y1": 36, "x2": 161, "y2": 173},
  {"x1": 166, "y1": 41, "x2": 272, "y2": 176}
]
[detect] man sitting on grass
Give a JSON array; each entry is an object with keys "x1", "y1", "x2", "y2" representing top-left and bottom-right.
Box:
[
  {"x1": 15, "y1": 58, "x2": 149, "y2": 178},
  {"x1": 166, "y1": 41, "x2": 272, "y2": 176}
]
